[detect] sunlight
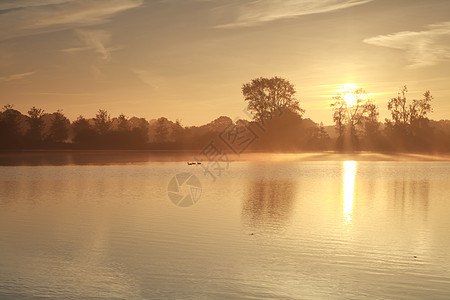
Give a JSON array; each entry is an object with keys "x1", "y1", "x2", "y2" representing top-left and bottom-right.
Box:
[
  {"x1": 342, "y1": 83, "x2": 356, "y2": 91},
  {"x1": 341, "y1": 83, "x2": 357, "y2": 107},
  {"x1": 343, "y1": 161, "x2": 357, "y2": 225}
]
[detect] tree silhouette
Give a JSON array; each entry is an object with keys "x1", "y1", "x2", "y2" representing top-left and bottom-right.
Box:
[
  {"x1": 48, "y1": 110, "x2": 70, "y2": 143},
  {"x1": 0, "y1": 104, "x2": 23, "y2": 148},
  {"x1": 387, "y1": 86, "x2": 433, "y2": 130},
  {"x1": 172, "y1": 119, "x2": 185, "y2": 145},
  {"x1": 242, "y1": 77, "x2": 304, "y2": 122},
  {"x1": 130, "y1": 117, "x2": 149, "y2": 144},
  {"x1": 331, "y1": 88, "x2": 378, "y2": 150},
  {"x1": 306, "y1": 122, "x2": 331, "y2": 150},
  {"x1": 0, "y1": 79, "x2": 447, "y2": 152},
  {"x1": 25, "y1": 106, "x2": 45, "y2": 143},
  {"x1": 94, "y1": 109, "x2": 111, "y2": 135},
  {"x1": 411, "y1": 90, "x2": 433, "y2": 125},
  {"x1": 117, "y1": 113, "x2": 129, "y2": 132},
  {"x1": 331, "y1": 98, "x2": 346, "y2": 139},
  {"x1": 155, "y1": 117, "x2": 169, "y2": 143},
  {"x1": 72, "y1": 115, "x2": 97, "y2": 145},
  {"x1": 72, "y1": 115, "x2": 90, "y2": 134},
  {"x1": 2, "y1": 104, "x2": 14, "y2": 111},
  {"x1": 386, "y1": 86, "x2": 433, "y2": 150},
  {"x1": 387, "y1": 86, "x2": 409, "y2": 128}
]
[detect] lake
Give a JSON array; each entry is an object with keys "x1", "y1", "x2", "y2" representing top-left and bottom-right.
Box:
[{"x1": 1, "y1": 152, "x2": 450, "y2": 299}]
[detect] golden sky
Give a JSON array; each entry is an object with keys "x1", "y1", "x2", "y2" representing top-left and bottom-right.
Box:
[{"x1": 1, "y1": 0, "x2": 450, "y2": 125}]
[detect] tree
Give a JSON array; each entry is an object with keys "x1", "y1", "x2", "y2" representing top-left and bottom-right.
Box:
[
  {"x1": 410, "y1": 91, "x2": 433, "y2": 130},
  {"x1": 72, "y1": 115, "x2": 91, "y2": 134},
  {"x1": 155, "y1": 117, "x2": 169, "y2": 143},
  {"x1": 2, "y1": 104, "x2": 14, "y2": 111},
  {"x1": 94, "y1": 109, "x2": 111, "y2": 135},
  {"x1": 387, "y1": 86, "x2": 433, "y2": 129},
  {"x1": 0, "y1": 104, "x2": 23, "y2": 148},
  {"x1": 242, "y1": 77, "x2": 304, "y2": 122},
  {"x1": 306, "y1": 122, "x2": 331, "y2": 150},
  {"x1": 117, "y1": 113, "x2": 129, "y2": 132},
  {"x1": 48, "y1": 110, "x2": 70, "y2": 143},
  {"x1": 331, "y1": 99, "x2": 346, "y2": 138},
  {"x1": 362, "y1": 103, "x2": 380, "y2": 137},
  {"x1": 330, "y1": 87, "x2": 378, "y2": 150},
  {"x1": 1, "y1": 104, "x2": 21, "y2": 137},
  {"x1": 387, "y1": 86, "x2": 409, "y2": 128},
  {"x1": 25, "y1": 106, "x2": 45, "y2": 143},
  {"x1": 130, "y1": 117, "x2": 149, "y2": 145},
  {"x1": 386, "y1": 86, "x2": 433, "y2": 150},
  {"x1": 172, "y1": 119, "x2": 184, "y2": 143},
  {"x1": 72, "y1": 115, "x2": 96, "y2": 145}
]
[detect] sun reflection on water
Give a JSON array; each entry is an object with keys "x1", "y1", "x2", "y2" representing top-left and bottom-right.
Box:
[{"x1": 343, "y1": 161, "x2": 357, "y2": 225}]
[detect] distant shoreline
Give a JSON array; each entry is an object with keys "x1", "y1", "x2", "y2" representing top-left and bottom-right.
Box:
[{"x1": 1, "y1": 150, "x2": 450, "y2": 166}]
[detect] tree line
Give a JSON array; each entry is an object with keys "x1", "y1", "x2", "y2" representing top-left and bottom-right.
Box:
[{"x1": 1, "y1": 76, "x2": 449, "y2": 152}]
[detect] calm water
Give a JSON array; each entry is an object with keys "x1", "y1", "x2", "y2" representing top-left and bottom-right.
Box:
[{"x1": 1, "y1": 154, "x2": 450, "y2": 299}]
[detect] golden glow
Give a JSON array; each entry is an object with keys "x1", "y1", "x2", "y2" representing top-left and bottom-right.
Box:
[
  {"x1": 343, "y1": 161, "x2": 357, "y2": 225},
  {"x1": 341, "y1": 83, "x2": 357, "y2": 107},
  {"x1": 342, "y1": 83, "x2": 356, "y2": 91}
]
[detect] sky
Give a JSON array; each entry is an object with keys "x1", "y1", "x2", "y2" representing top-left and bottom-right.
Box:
[{"x1": 1, "y1": 0, "x2": 450, "y2": 125}]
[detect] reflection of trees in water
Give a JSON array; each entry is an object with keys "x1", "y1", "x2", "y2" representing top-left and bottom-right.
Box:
[
  {"x1": 390, "y1": 179, "x2": 430, "y2": 220},
  {"x1": 0, "y1": 152, "x2": 73, "y2": 166},
  {"x1": 242, "y1": 178, "x2": 297, "y2": 231},
  {"x1": 0, "y1": 151, "x2": 197, "y2": 166}
]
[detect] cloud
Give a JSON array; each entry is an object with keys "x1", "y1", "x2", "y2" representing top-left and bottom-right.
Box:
[
  {"x1": 0, "y1": 0, "x2": 71, "y2": 11},
  {"x1": 21, "y1": 91, "x2": 93, "y2": 96},
  {"x1": 133, "y1": 70, "x2": 164, "y2": 89},
  {"x1": 215, "y1": 0, "x2": 373, "y2": 28},
  {"x1": 0, "y1": 0, "x2": 143, "y2": 41},
  {"x1": 60, "y1": 29, "x2": 113, "y2": 61},
  {"x1": 0, "y1": 71, "x2": 35, "y2": 82},
  {"x1": 363, "y1": 22, "x2": 450, "y2": 68}
]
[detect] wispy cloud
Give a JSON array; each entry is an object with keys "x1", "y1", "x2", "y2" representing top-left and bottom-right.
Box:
[
  {"x1": 215, "y1": 0, "x2": 373, "y2": 28},
  {"x1": 364, "y1": 22, "x2": 450, "y2": 68},
  {"x1": 133, "y1": 70, "x2": 163, "y2": 89},
  {"x1": 0, "y1": 0, "x2": 71, "y2": 11},
  {"x1": 0, "y1": 0, "x2": 143, "y2": 41},
  {"x1": 0, "y1": 71, "x2": 35, "y2": 82},
  {"x1": 60, "y1": 29, "x2": 114, "y2": 61},
  {"x1": 21, "y1": 91, "x2": 93, "y2": 96}
]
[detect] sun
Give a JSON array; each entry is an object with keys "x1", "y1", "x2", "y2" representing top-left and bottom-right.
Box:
[{"x1": 340, "y1": 83, "x2": 357, "y2": 107}]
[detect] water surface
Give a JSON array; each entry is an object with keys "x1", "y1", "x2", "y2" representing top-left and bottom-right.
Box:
[{"x1": 1, "y1": 154, "x2": 449, "y2": 299}]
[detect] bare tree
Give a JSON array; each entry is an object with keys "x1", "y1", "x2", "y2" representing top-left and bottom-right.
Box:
[
  {"x1": 331, "y1": 99, "x2": 346, "y2": 138},
  {"x1": 387, "y1": 85, "x2": 409, "y2": 127},
  {"x1": 386, "y1": 86, "x2": 433, "y2": 150},
  {"x1": 386, "y1": 86, "x2": 433, "y2": 134},
  {"x1": 331, "y1": 88, "x2": 378, "y2": 150}
]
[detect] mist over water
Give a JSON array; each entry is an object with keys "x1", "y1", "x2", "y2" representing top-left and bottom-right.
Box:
[{"x1": 1, "y1": 154, "x2": 450, "y2": 299}]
